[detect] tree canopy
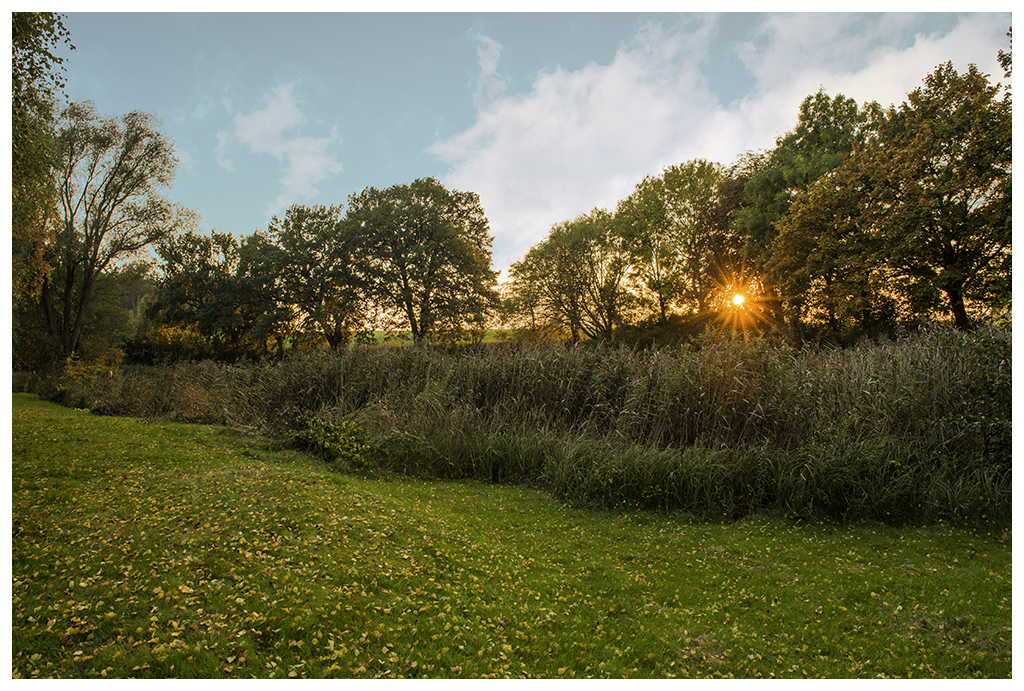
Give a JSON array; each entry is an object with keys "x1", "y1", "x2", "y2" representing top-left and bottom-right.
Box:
[
  {"x1": 269, "y1": 204, "x2": 365, "y2": 349},
  {"x1": 615, "y1": 160, "x2": 728, "y2": 324},
  {"x1": 776, "y1": 62, "x2": 1011, "y2": 332},
  {"x1": 43, "y1": 102, "x2": 195, "y2": 357},
  {"x1": 12, "y1": 12, "x2": 75, "y2": 306},
  {"x1": 344, "y1": 178, "x2": 500, "y2": 344}
]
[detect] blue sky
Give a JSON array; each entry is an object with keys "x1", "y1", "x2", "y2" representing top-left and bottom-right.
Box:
[{"x1": 51, "y1": 6, "x2": 1012, "y2": 277}]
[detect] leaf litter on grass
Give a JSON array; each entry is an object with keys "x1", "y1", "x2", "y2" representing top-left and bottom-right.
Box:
[{"x1": 11, "y1": 395, "x2": 1011, "y2": 678}]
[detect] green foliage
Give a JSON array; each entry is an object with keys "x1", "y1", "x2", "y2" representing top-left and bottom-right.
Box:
[
  {"x1": 612, "y1": 160, "x2": 741, "y2": 325},
  {"x1": 15, "y1": 53, "x2": 1013, "y2": 365},
  {"x1": 39, "y1": 102, "x2": 196, "y2": 358},
  {"x1": 344, "y1": 177, "x2": 501, "y2": 344},
  {"x1": 772, "y1": 63, "x2": 1011, "y2": 334},
  {"x1": 770, "y1": 159, "x2": 896, "y2": 337},
  {"x1": 12, "y1": 12, "x2": 74, "y2": 318},
  {"x1": 32, "y1": 355, "x2": 121, "y2": 410},
  {"x1": 268, "y1": 204, "x2": 365, "y2": 349},
  {"x1": 11, "y1": 13, "x2": 73, "y2": 106},
  {"x1": 735, "y1": 90, "x2": 879, "y2": 258},
  {"x1": 291, "y1": 417, "x2": 376, "y2": 472},
  {"x1": 732, "y1": 90, "x2": 882, "y2": 334},
  {"x1": 864, "y1": 62, "x2": 1011, "y2": 330},
  {"x1": 506, "y1": 208, "x2": 633, "y2": 340},
  {"x1": 144, "y1": 229, "x2": 288, "y2": 361}
]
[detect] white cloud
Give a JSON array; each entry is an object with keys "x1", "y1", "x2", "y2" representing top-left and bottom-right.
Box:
[
  {"x1": 473, "y1": 33, "x2": 510, "y2": 107},
  {"x1": 215, "y1": 82, "x2": 343, "y2": 217},
  {"x1": 214, "y1": 130, "x2": 235, "y2": 172},
  {"x1": 176, "y1": 148, "x2": 197, "y2": 175},
  {"x1": 431, "y1": 21, "x2": 718, "y2": 270},
  {"x1": 232, "y1": 83, "x2": 308, "y2": 157},
  {"x1": 191, "y1": 100, "x2": 211, "y2": 120},
  {"x1": 735, "y1": 12, "x2": 1007, "y2": 112},
  {"x1": 430, "y1": 14, "x2": 1009, "y2": 274}
]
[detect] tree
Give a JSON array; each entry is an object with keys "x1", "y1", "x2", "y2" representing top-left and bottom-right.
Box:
[
  {"x1": 344, "y1": 178, "x2": 500, "y2": 344},
  {"x1": 12, "y1": 12, "x2": 74, "y2": 307},
  {"x1": 507, "y1": 209, "x2": 632, "y2": 341},
  {"x1": 861, "y1": 62, "x2": 1011, "y2": 329},
  {"x1": 506, "y1": 233, "x2": 588, "y2": 342},
  {"x1": 661, "y1": 160, "x2": 727, "y2": 315},
  {"x1": 269, "y1": 204, "x2": 365, "y2": 349},
  {"x1": 555, "y1": 209, "x2": 632, "y2": 340},
  {"x1": 770, "y1": 161, "x2": 896, "y2": 337},
  {"x1": 236, "y1": 232, "x2": 295, "y2": 354},
  {"x1": 615, "y1": 160, "x2": 732, "y2": 325},
  {"x1": 147, "y1": 229, "x2": 288, "y2": 359},
  {"x1": 146, "y1": 229, "x2": 239, "y2": 345},
  {"x1": 615, "y1": 174, "x2": 679, "y2": 326},
  {"x1": 13, "y1": 262, "x2": 148, "y2": 371},
  {"x1": 41, "y1": 102, "x2": 195, "y2": 357},
  {"x1": 733, "y1": 90, "x2": 881, "y2": 331},
  {"x1": 769, "y1": 62, "x2": 1011, "y2": 332}
]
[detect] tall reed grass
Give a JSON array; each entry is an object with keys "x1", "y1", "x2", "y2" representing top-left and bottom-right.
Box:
[{"x1": 38, "y1": 324, "x2": 1011, "y2": 523}]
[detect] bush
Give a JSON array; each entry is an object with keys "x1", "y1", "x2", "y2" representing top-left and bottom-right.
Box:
[
  {"x1": 290, "y1": 416, "x2": 376, "y2": 473},
  {"x1": 32, "y1": 354, "x2": 122, "y2": 410}
]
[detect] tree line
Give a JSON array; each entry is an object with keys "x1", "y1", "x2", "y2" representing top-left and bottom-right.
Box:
[
  {"x1": 11, "y1": 13, "x2": 1012, "y2": 369},
  {"x1": 506, "y1": 51, "x2": 1011, "y2": 343},
  {"x1": 139, "y1": 178, "x2": 500, "y2": 360}
]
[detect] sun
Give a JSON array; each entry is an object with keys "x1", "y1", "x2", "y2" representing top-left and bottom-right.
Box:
[{"x1": 731, "y1": 293, "x2": 746, "y2": 307}]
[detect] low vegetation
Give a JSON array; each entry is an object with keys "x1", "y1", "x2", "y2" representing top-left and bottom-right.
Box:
[
  {"x1": 11, "y1": 395, "x2": 1012, "y2": 678},
  {"x1": 32, "y1": 324, "x2": 1011, "y2": 524}
]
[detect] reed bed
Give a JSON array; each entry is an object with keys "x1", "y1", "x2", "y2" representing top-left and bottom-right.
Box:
[{"x1": 37, "y1": 324, "x2": 1011, "y2": 523}]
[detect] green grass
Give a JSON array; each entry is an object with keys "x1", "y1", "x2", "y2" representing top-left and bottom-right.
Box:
[{"x1": 11, "y1": 394, "x2": 1012, "y2": 679}]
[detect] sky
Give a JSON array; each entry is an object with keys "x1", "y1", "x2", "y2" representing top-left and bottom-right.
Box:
[{"x1": 49, "y1": 5, "x2": 1012, "y2": 278}]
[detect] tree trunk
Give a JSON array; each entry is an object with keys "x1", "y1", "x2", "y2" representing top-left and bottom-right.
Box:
[
  {"x1": 41, "y1": 275, "x2": 61, "y2": 352},
  {"x1": 657, "y1": 290, "x2": 668, "y2": 327},
  {"x1": 67, "y1": 269, "x2": 95, "y2": 356},
  {"x1": 945, "y1": 283, "x2": 973, "y2": 331}
]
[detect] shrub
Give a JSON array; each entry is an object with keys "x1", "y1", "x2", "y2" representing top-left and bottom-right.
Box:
[
  {"x1": 32, "y1": 354, "x2": 121, "y2": 410},
  {"x1": 290, "y1": 416, "x2": 376, "y2": 473}
]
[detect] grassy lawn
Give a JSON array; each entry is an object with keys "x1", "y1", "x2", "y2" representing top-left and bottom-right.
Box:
[{"x1": 11, "y1": 393, "x2": 1012, "y2": 678}]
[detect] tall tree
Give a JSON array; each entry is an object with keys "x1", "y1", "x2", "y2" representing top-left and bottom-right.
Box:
[
  {"x1": 236, "y1": 231, "x2": 295, "y2": 354},
  {"x1": 615, "y1": 174, "x2": 678, "y2": 325},
  {"x1": 506, "y1": 231, "x2": 588, "y2": 342},
  {"x1": 268, "y1": 204, "x2": 365, "y2": 349},
  {"x1": 43, "y1": 102, "x2": 195, "y2": 356},
  {"x1": 557, "y1": 209, "x2": 632, "y2": 340},
  {"x1": 770, "y1": 160, "x2": 896, "y2": 335},
  {"x1": 344, "y1": 178, "x2": 500, "y2": 344},
  {"x1": 147, "y1": 229, "x2": 286, "y2": 358},
  {"x1": 733, "y1": 90, "x2": 881, "y2": 331},
  {"x1": 862, "y1": 62, "x2": 1011, "y2": 329},
  {"x1": 661, "y1": 160, "x2": 726, "y2": 315},
  {"x1": 147, "y1": 230, "x2": 240, "y2": 343},
  {"x1": 12, "y1": 12, "x2": 74, "y2": 307},
  {"x1": 770, "y1": 62, "x2": 1011, "y2": 332},
  {"x1": 615, "y1": 160, "x2": 729, "y2": 325},
  {"x1": 507, "y1": 209, "x2": 631, "y2": 341}
]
